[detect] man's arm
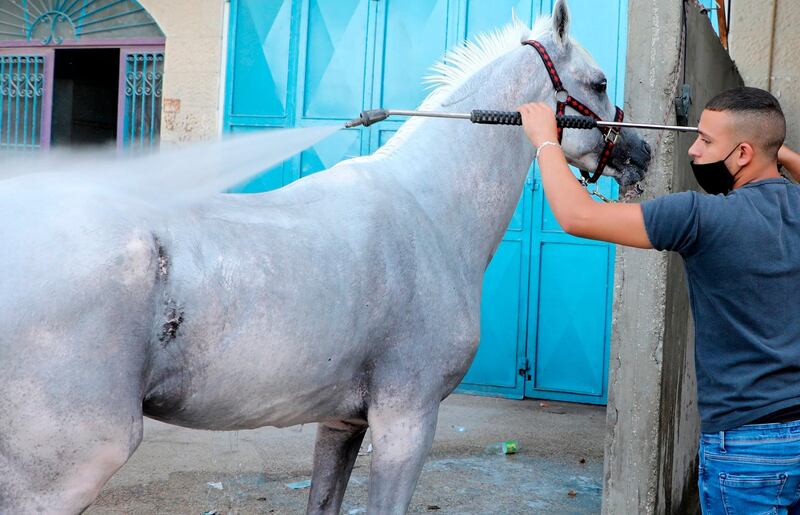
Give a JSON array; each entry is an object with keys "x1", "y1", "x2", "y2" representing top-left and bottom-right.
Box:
[
  {"x1": 519, "y1": 103, "x2": 653, "y2": 249},
  {"x1": 778, "y1": 145, "x2": 800, "y2": 182}
]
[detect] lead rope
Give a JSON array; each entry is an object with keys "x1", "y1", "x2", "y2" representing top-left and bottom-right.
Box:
[{"x1": 578, "y1": 176, "x2": 615, "y2": 203}]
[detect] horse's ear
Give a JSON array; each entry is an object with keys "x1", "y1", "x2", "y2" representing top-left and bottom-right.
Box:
[{"x1": 552, "y1": 0, "x2": 571, "y2": 47}]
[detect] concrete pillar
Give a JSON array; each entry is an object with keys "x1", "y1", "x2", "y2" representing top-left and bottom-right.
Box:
[
  {"x1": 603, "y1": 1, "x2": 742, "y2": 513},
  {"x1": 601, "y1": 2, "x2": 685, "y2": 511}
]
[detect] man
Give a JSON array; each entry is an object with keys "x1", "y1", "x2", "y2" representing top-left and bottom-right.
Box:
[{"x1": 519, "y1": 87, "x2": 800, "y2": 514}]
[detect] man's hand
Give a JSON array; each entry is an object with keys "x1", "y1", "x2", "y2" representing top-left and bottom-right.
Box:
[
  {"x1": 777, "y1": 144, "x2": 800, "y2": 183},
  {"x1": 778, "y1": 144, "x2": 790, "y2": 165},
  {"x1": 518, "y1": 103, "x2": 559, "y2": 148},
  {"x1": 517, "y1": 102, "x2": 653, "y2": 249}
]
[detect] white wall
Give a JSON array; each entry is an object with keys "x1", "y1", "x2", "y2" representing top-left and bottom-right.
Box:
[{"x1": 138, "y1": 0, "x2": 227, "y2": 144}]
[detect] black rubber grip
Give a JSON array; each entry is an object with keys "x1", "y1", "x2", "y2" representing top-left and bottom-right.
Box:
[
  {"x1": 557, "y1": 115, "x2": 598, "y2": 129},
  {"x1": 470, "y1": 110, "x2": 597, "y2": 129},
  {"x1": 470, "y1": 110, "x2": 523, "y2": 125}
]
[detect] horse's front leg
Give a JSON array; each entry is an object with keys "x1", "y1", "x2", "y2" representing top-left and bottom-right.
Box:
[
  {"x1": 306, "y1": 421, "x2": 368, "y2": 514},
  {"x1": 366, "y1": 404, "x2": 439, "y2": 514}
]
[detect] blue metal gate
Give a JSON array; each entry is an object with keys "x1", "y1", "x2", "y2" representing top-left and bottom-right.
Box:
[
  {"x1": 120, "y1": 50, "x2": 164, "y2": 150},
  {"x1": 224, "y1": 0, "x2": 628, "y2": 405},
  {"x1": 521, "y1": 0, "x2": 627, "y2": 404},
  {"x1": 0, "y1": 51, "x2": 53, "y2": 151}
]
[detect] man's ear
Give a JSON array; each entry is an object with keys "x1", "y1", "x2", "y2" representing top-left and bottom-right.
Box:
[{"x1": 736, "y1": 142, "x2": 756, "y2": 168}]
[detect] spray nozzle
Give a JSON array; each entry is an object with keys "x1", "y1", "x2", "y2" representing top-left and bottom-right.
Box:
[{"x1": 344, "y1": 109, "x2": 391, "y2": 128}]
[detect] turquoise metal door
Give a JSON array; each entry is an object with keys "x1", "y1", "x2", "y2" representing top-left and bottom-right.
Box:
[
  {"x1": 523, "y1": 0, "x2": 627, "y2": 404},
  {"x1": 224, "y1": 0, "x2": 299, "y2": 191},
  {"x1": 224, "y1": 0, "x2": 628, "y2": 405},
  {"x1": 451, "y1": 0, "x2": 627, "y2": 404},
  {"x1": 455, "y1": 0, "x2": 543, "y2": 399},
  {"x1": 224, "y1": 0, "x2": 374, "y2": 192}
]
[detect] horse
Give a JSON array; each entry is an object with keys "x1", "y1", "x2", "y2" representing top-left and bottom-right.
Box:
[{"x1": 0, "y1": 1, "x2": 650, "y2": 512}]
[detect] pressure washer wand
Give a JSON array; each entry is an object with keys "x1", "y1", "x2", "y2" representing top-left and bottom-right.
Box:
[{"x1": 344, "y1": 108, "x2": 698, "y2": 133}]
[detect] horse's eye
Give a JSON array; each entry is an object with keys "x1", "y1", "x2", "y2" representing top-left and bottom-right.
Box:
[{"x1": 593, "y1": 79, "x2": 607, "y2": 94}]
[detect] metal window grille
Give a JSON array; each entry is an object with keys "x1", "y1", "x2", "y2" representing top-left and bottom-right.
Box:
[
  {"x1": 0, "y1": 55, "x2": 45, "y2": 151},
  {"x1": 122, "y1": 51, "x2": 162, "y2": 149}
]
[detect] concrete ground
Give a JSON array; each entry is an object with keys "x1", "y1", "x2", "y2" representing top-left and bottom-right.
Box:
[{"x1": 88, "y1": 394, "x2": 605, "y2": 514}]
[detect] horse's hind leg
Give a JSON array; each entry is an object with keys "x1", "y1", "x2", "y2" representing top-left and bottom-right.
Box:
[
  {"x1": 306, "y1": 421, "x2": 368, "y2": 514},
  {"x1": 0, "y1": 322, "x2": 148, "y2": 514},
  {"x1": 0, "y1": 372, "x2": 144, "y2": 514},
  {"x1": 1, "y1": 399, "x2": 143, "y2": 514},
  {"x1": 0, "y1": 367, "x2": 144, "y2": 514}
]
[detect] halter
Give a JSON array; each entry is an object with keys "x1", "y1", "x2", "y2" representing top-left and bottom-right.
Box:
[{"x1": 523, "y1": 40, "x2": 624, "y2": 184}]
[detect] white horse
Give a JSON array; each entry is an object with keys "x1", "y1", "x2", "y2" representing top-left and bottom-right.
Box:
[{"x1": 0, "y1": 1, "x2": 650, "y2": 513}]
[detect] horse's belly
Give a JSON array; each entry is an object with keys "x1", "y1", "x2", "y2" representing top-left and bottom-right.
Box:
[
  {"x1": 144, "y1": 380, "x2": 364, "y2": 431},
  {"x1": 142, "y1": 328, "x2": 368, "y2": 430}
]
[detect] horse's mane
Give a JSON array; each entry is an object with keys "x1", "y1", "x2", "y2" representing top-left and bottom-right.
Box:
[
  {"x1": 371, "y1": 13, "x2": 558, "y2": 158},
  {"x1": 422, "y1": 14, "x2": 554, "y2": 107}
]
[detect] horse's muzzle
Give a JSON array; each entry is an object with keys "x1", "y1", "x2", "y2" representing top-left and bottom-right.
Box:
[{"x1": 610, "y1": 130, "x2": 652, "y2": 188}]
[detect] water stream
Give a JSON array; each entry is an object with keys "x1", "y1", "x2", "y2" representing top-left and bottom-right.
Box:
[{"x1": 0, "y1": 125, "x2": 342, "y2": 208}]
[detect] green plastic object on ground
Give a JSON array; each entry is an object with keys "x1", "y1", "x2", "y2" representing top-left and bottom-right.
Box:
[{"x1": 486, "y1": 440, "x2": 519, "y2": 455}]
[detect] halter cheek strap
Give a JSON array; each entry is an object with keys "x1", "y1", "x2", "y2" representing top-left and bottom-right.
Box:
[{"x1": 523, "y1": 40, "x2": 624, "y2": 184}]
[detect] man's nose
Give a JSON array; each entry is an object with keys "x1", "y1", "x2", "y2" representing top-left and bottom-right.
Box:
[{"x1": 688, "y1": 140, "x2": 701, "y2": 159}]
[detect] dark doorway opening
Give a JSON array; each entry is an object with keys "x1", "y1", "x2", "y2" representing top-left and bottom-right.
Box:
[{"x1": 51, "y1": 48, "x2": 120, "y2": 147}]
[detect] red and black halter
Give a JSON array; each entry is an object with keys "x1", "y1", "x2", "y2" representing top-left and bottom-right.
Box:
[{"x1": 523, "y1": 40, "x2": 624, "y2": 184}]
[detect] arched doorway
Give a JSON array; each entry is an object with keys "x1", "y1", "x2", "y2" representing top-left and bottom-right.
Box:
[{"x1": 0, "y1": 0, "x2": 165, "y2": 151}]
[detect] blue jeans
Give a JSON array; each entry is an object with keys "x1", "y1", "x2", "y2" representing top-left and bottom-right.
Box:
[{"x1": 699, "y1": 419, "x2": 800, "y2": 514}]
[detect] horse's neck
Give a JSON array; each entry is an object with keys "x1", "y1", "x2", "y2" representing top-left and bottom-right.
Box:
[{"x1": 386, "y1": 56, "x2": 549, "y2": 271}]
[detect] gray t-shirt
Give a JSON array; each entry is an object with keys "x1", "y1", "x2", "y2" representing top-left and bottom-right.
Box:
[{"x1": 642, "y1": 178, "x2": 800, "y2": 433}]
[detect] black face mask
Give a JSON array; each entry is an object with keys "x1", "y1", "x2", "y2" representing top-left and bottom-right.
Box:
[{"x1": 690, "y1": 144, "x2": 741, "y2": 195}]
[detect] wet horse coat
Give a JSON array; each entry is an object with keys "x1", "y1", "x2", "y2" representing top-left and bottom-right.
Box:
[{"x1": 0, "y1": 2, "x2": 650, "y2": 513}]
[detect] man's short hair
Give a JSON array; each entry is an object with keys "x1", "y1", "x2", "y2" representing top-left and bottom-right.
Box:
[{"x1": 706, "y1": 87, "x2": 786, "y2": 158}]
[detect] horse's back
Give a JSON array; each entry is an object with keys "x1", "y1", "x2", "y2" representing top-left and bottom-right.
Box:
[{"x1": 0, "y1": 173, "x2": 160, "y2": 310}]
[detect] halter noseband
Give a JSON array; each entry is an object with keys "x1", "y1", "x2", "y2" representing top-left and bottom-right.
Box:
[{"x1": 523, "y1": 40, "x2": 624, "y2": 184}]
